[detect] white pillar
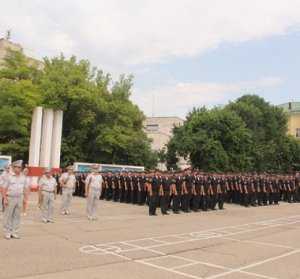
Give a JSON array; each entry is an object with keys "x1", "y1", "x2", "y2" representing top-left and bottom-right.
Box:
[
  {"x1": 39, "y1": 109, "x2": 54, "y2": 168},
  {"x1": 28, "y1": 107, "x2": 43, "y2": 167},
  {"x1": 51, "y1": 110, "x2": 63, "y2": 169}
]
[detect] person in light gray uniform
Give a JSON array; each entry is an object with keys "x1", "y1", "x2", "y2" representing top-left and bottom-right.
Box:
[
  {"x1": 38, "y1": 168, "x2": 57, "y2": 223},
  {"x1": 85, "y1": 164, "x2": 103, "y2": 221},
  {"x1": 0, "y1": 165, "x2": 10, "y2": 213},
  {"x1": 2, "y1": 160, "x2": 29, "y2": 239},
  {"x1": 59, "y1": 166, "x2": 76, "y2": 215}
]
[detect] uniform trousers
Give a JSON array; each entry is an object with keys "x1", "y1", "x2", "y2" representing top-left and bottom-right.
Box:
[
  {"x1": 42, "y1": 191, "x2": 55, "y2": 221},
  {"x1": 217, "y1": 193, "x2": 225, "y2": 209},
  {"x1": 199, "y1": 195, "x2": 207, "y2": 210},
  {"x1": 160, "y1": 193, "x2": 170, "y2": 214},
  {"x1": 61, "y1": 188, "x2": 73, "y2": 212},
  {"x1": 149, "y1": 194, "x2": 158, "y2": 215},
  {"x1": 113, "y1": 188, "x2": 119, "y2": 202},
  {"x1": 172, "y1": 194, "x2": 181, "y2": 212},
  {"x1": 192, "y1": 194, "x2": 200, "y2": 211},
  {"x1": 3, "y1": 195, "x2": 23, "y2": 234},
  {"x1": 87, "y1": 188, "x2": 101, "y2": 218}
]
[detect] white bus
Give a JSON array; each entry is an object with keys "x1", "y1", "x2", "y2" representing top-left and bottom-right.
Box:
[
  {"x1": 0, "y1": 155, "x2": 12, "y2": 173},
  {"x1": 73, "y1": 162, "x2": 144, "y2": 173}
]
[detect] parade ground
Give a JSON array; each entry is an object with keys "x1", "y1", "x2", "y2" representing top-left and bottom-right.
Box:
[{"x1": 1, "y1": 196, "x2": 300, "y2": 279}]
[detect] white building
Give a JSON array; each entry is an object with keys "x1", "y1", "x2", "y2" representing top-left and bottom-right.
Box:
[{"x1": 144, "y1": 116, "x2": 190, "y2": 170}]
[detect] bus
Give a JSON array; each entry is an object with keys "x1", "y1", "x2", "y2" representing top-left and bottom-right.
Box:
[
  {"x1": 0, "y1": 155, "x2": 12, "y2": 173},
  {"x1": 73, "y1": 162, "x2": 144, "y2": 173}
]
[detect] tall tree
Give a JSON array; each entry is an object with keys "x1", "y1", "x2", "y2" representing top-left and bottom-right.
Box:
[
  {"x1": 0, "y1": 50, "x2": 41, "y2": 159},
  {"x1": 167, "y1": 95, "x2": 300, "y2": 172},
  {"x1": 40, "y1": 55, "x2": 156, "y2": 168}
]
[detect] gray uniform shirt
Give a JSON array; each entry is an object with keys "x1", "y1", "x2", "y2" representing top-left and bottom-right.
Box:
[
  {"x1": 3, "y1": 173, "x2": 28, "y2": 196},
  {"x1": 39, "y1": 176, "x2": 57, "y2": 192}
]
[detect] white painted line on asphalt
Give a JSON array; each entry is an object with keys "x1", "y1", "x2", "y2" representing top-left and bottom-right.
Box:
[
  {"x1": 136, "y1": 259, "x2": 204, "y2": 279},
  {"x1": 172, "y1": 262, "x2": 200, "y2": 270},
  {"x1": 78, "y1": 215, "x2": 300, "y2": 279},
  {"x1": 206, "y1": 249, "x2": 300, "y2": 279},
  {"x1": 222, "y1": 237, "x2": 295, "y2": 250}
]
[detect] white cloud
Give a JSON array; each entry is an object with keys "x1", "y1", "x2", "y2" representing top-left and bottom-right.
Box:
[
  {"x1": 0, "y1": 0, "x2": 300, "y2": 68},
  {"x1": 132, "y1": 77, "x2": 285, "y2": 117}
]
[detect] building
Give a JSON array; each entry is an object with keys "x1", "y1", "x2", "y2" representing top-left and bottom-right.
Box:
[
  {"x1": 0, "y1": 38, "x2": 43, "y2": 69},
  {"x1": 278, "y1": 102, "x2": 300, "y2": 139},
  {"x1": 145, "y1": 116, "x2": 184, "y2": 151},
  {"x1": 144, "y1": 116, "x2": 190, "y2": 170}
]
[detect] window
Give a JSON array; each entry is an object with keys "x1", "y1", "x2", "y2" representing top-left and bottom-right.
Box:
[
  {"x1": 296, "y1": 128, "x2": 300, "y2": 138},
  {"x1": 146, "y1": 124, "x2": 159, "y2": 132}
]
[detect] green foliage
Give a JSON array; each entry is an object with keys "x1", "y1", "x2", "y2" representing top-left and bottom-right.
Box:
[
  {"x1": 0, "y1": 51, "x2": 157, "y2": 168},
  {"x1": 0, "y1": 50, "x2": 41, "y2": 159},
  {"x1": 167, "y1": 95, "x2": 300, "y2": 172}
]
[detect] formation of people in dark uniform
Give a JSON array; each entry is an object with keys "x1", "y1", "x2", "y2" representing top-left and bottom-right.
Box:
[{"x1": 69, "y1": 169, "x2": 300, "y2": 216}]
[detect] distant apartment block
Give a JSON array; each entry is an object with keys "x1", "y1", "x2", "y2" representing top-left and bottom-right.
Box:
[
  {"x1": 278, "y1": 102, "x2": 300, "y2": 139},
  {"x1": 144, "y1": 116, "x2": 189, "y2": 170},
  {"x1": 145, "y1": 116, "x2": 184, "y2": 151}
]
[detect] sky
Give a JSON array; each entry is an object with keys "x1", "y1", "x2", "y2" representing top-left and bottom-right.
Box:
[{"x1": 1, "y1": 0, "x2": 300, "y2": 118}]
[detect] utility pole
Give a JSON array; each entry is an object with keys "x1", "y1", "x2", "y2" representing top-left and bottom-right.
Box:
[{"x1": 5, "y1": 30, "x2": 11, "y2": 40}]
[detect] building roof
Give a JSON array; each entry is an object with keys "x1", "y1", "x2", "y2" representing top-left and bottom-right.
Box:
[{"x1": 278, "y1": 102, "x2": 300, "y2": 113}]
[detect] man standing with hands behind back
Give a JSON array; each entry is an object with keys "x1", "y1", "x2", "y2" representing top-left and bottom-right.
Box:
[
  {"x1": 59, "y1": 165, "x2": 76, "y2": 215},
  {"x1": 38, "y1": 168, "x2": 57, "y2": 223},
  {"x1": 85, "y1": 164, "x2": 103, "y2": 221},
  {"x1": 2, "y1": 160, "x2": 29, "y2": 240}
]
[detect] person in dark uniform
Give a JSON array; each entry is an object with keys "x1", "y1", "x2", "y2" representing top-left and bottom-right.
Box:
[
  {"x1": 192, "y1": 173, "x2": 200, "y2": 212},
  {"x1": 131, "y1": 173, "x2": 138, "y2": 204},
  {"x1": 148, "y1": 171, "x2": 161, "y2": 216},
  {"x1": 105, "y1": 172, "x2": 113, "y2": 201},
  {"x1": 137, "y1": 173, "x2": 144, "y2": 204},
  {"x1": 182, "y1": 170, "x2": 193, "y2": 212},
  {"x1": 119, "y1": 172, "x2": 126, "y2": 203},
  {"x1": 160, "y1": 173, "x2": 171, "y2": 215},
  {"x1": 295, "y1": 173, "x2": 300, "y2": 202},
  {"x1": 125, "y1": 172, "x2": 133, "y2": 203},
  {"x1": 173, "y1": 173, "x2": 183, "y2": 213},
  {"x1": 199, "y1": 174, "x2": 207, "y2": 211},
  {"x1": 217, "y1": 175, "x2": 226, "y2": 210},
  {"x1": 112, "y1": 173, "x2": 120, "y2": 202},
  {"x1": 100, "y1": 173, "x2": 106, "y2": 200}
]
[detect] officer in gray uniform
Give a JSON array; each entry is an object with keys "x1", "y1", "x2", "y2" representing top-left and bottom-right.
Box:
[
  {"x1": 0, "y1": 165, "x2": 9, "y2": 213},
  {"x1": 59, "y1": 166, "x2": 76, "y2": 215},
  {"x1": 85, "y1": 164, "x2": 103, "y2": 221},
  {"x1": 2, "y1": 160, "x2": 29, "y2": 239},
  {"x1": 38, "y1": 168, "x2": 57, "y2": 223}
]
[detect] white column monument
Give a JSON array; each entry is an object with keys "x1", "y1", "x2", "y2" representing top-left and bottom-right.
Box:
[
  {"x1": 50, "y1": 110, "x2": 63, "y2": 169},
  {"x1": 39, "y1": 109, "x2": 54, "y2": 168},
  {"x1": 28, "y1": 107, "x2": 43, "y2": 167}
]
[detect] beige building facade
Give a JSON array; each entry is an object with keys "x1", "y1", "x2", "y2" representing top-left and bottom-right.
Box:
[
  {"x1": 278, "y1": 102, "x2": 300, "y2": 139},
  {"x1": 145, "y1": 116, "x2": 184, "y2": 151},
  {"x1": 0, "y1": 38, "x2": 43, "y2": 69},
  {"x1": 144, "y1": 116, "x2": 190, "y2": 170}
]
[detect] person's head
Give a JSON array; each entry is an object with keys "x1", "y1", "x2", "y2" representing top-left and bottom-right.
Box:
[
  {"x1": 12, "y1": 160, "x2": 23, "y2": 175},
  {"x1": 44, "y1": 167, "x2": 52, "y2": 178},
  {"x1": 90, "y1": 164, "x2": 99, "y2": 174},
  {"x1": 67, "y1": 165, "x2": 74, "y2": 174}
]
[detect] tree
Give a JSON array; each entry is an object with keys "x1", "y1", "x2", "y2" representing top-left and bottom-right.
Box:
[
  {"x1": 168, "y1": 107, "x2": 252, "y2": 171},
  {"x1": 0, "y1": 50, "x2": 41, "y2": 159},
  {"x1": 228, "y1": 95, "x2": 290, "y2": 172},
  {"x1": 0, "y1": 51, "x2": 157, "y2": 168},
  {"x1": 167, "y1": 95, "x2": 300, "y2": 172},
  {"x1": 40, "y1": 55, "x2": 157, "y2": 168}
]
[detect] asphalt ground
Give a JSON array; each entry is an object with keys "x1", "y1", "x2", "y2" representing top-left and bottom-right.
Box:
[{"x1": 1, "y1": 195, "x2": 300, "y2": 279}]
